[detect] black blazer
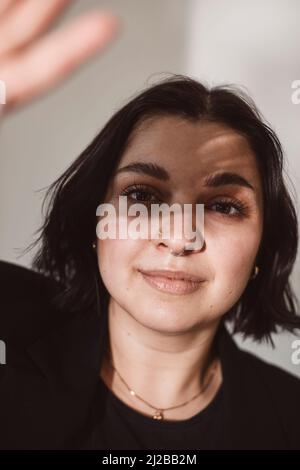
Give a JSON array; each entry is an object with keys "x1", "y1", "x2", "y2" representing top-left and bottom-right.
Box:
[{"x1": 0, "y1": 260, "x2": 300, "y2": 450}]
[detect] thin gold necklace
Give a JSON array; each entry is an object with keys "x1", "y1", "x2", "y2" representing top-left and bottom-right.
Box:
[{"x1": 105, "y1": 353, "x2": 219, "y2": 420}]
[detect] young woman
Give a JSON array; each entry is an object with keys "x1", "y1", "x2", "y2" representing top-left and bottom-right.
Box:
[{"x1": 1, "y1": 74, "x2": 300, "y2": 450}]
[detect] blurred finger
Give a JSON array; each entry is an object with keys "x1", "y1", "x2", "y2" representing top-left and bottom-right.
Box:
[
  {"x1": 0, "y1": 0, "x2": 18, "y2": 17},
  {"x1": 0, "y1": 0, "x2": 71, "y2": 58},
  {"x1": 0, "y1": 11, "x2": 120, "y2": 111}
]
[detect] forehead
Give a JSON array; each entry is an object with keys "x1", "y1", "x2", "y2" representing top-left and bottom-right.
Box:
[{"x1": 120, "y1": 115, "x2": 260, "y2": 183}]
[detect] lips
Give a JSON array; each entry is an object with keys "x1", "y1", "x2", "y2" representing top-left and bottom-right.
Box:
[
  {"x1": 138, "y1": 269, "x2": 204, "y2": 282},
  {"x1": 138, "y1": 269, "x2": 205, "y2": 295}
]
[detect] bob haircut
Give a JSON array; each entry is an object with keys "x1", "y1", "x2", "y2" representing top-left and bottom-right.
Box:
[{"x1": 25, "y1": 74, "x2": 300, "y2": 346}]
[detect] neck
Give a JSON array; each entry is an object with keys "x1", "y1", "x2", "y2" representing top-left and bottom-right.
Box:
[{"x1": 100, "y1": 299, "x2": 222, "y2": 417}]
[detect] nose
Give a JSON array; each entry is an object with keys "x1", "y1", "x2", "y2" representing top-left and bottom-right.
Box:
[
  {"x1": 155, "y1": 234, "x2": 205, "y2": 255},
  {"x1": 153, "y1": 210, "x2": 205, "y2": 255}
]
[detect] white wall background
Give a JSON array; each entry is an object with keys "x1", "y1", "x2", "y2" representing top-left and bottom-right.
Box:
[{"x1": 1, "y1": 0, "x2": 299, "y2": 377}]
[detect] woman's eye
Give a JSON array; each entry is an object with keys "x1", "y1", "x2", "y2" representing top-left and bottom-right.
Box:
[
  {"x1": 120, "y1": 186, "x2": 160, "y2": 204},
  {"x1": 119, "y1": 187, "x2": 247, "y2": 218},
  {"x1": 207, "y1": 199, "x2": 247, "y2": 218}
]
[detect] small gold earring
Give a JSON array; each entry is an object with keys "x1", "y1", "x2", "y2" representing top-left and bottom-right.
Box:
[
  {"x1": 251, "y1": 265, "x2": 259, "y2": 280},
  {"x1": 92, "y1": 242, "x2": 97, "y2": 250}
]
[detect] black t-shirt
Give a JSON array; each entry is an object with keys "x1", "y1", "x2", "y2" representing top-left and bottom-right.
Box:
[{"x1": 79, "y1": 375, "x2": 225, "y2": 450}]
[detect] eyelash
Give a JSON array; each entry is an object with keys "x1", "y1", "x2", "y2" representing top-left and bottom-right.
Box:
[{"x1": 119, "y1": 184, "x2": 249, "y2": 218}]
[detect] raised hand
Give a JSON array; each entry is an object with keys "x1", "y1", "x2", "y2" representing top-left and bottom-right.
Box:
[{"x1": 0, "y1": 0, "x2": 120, "y2": 114}]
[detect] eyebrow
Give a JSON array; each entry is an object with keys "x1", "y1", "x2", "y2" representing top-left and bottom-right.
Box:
[{"x1": 115, "y1": 162, "x2": 255, "y2": 191}]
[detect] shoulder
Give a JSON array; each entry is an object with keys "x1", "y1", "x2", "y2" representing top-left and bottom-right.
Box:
[
  {"x1": 240, "y1": 345, "x2": 300, "y2": 449},
  {"x1": 0, "y1": 260, "x2": 64, "y2": 347},
  {"x1": 240, "y1": 344, "x2": 300, "y2": 396},
  {"x1": 0, "y1": 261, "x2": 98, "y2": 449},
  {"x1": 0, "y1": 259, "x2": 56, "y2": 295},
  {"x1": 219, "y1": 324, "x2": 300, "y2": 448}
]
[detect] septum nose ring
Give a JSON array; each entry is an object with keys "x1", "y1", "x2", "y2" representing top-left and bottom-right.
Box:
[
  {"x1": 158, "y1": 228, "x2": 187, "y2": 257},
  {"x1": 170, "y1": 248, "x2": 186, "y2": 256}
]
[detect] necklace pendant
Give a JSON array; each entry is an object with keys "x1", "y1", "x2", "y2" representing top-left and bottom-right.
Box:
[{"x1": 153, "y1": 409, "x2": 164, "y2": 420}]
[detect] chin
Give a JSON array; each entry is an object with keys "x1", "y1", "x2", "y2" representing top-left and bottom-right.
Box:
[{"x1": 132, "y1": 306, "x2": 200, "y2": 334}]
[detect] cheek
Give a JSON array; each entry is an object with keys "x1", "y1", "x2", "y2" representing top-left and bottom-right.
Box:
[
  {"x1": 208, "y1": 223, "x2": 262, "y2": 302},
  {"x1": 97, "y1": 238, "x2": 143, "y2": 293}
]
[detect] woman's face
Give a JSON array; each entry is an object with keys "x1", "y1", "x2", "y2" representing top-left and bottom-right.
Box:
[{"x1": 96, "y1": 116, "x2": 264, "y2": 334}]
